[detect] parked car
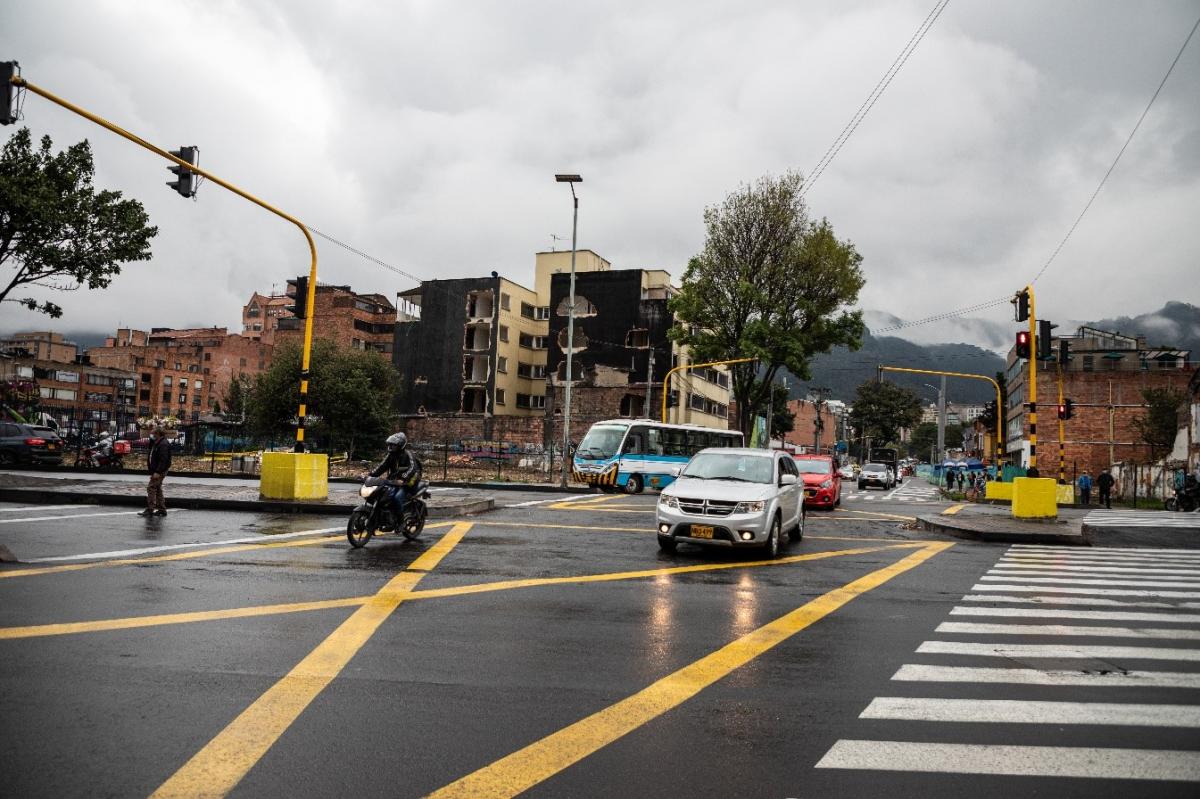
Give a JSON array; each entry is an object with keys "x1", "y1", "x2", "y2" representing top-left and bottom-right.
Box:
[
  {"x1": 858, "y1": 462, "x2": 894, "y2": 490},
  {"x1": 838, "y1": 464, "x2": 857, "y2": 479},
  {"x1": 793, "y1": 453, "x2": 841, "y2": 509},
  {"x1": 656, "y1": 448, "x2": 804, "y2": 557},
  {"x1": 0, "y1": 421, "x2": 65, "y2": 467}
]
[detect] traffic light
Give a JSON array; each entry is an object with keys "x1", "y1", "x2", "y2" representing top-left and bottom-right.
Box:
[
  {"x1": 1, "y1": 61, "x2": 18, "y2": 125},
  {"x1": 1058, "y1": 338, "x2": 1070, "y2": 364},
  {"x1": 166, "y1": 146, "x2": 198, "y2": 197},
  {"x1": 1061, "y1": 398, "x2": 1074, "y2": 420},
  {"x1": 1015, "y1": 330, "x2": 1031, "y2": 359},
  {"x1": 667, "y1": 390, "x2": 680, "y2": 408},
  {"x1": 1037, "y1": 319, "x2": 1054, "y2": 359},
  {"x1": 286, "y1": 276, "x2": 308, "y2": 319},
  {"x1": 1012, "y1": 289, "x2": 1030, "y2": 322}
]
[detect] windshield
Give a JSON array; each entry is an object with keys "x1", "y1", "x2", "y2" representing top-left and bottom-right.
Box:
[
  {"x1": 682, "y1": 452, "x2": 774, "y2": 484},
  {"x1": 794, "y1": 459, "x2": 832, "y2": 475},
  {"x1": 863, "y1": 463, "x2": 886, "y2": 471},
  {"x1": 576, "y1": 425, "x2": 628, "y2": 460}
]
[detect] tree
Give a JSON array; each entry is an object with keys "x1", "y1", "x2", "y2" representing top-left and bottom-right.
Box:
[
  {"x1": 849, "y1": 380, "x2": 922, "y2": 448},
  {"x1": 977, "y1": 370, "x2": 1007, "y2": 438},
  {"x1": 1132, "y1": 387, "x2": 1187, "y2": 462},
  {"x1": 223, "y1": 374, "x2": 251, "y2": 421},
  {"x1": 669, "y1": 171, "x2": 865, "y2": 437},
  {"x1": 0, "y1": 128, "x2": 157, "y2": 318},
  {"x1": 767, "y1": 384, "x2": 794, "y2": 438},
  {"x1": 245, "y1": 339, "x2": 399, "y2": 459}
]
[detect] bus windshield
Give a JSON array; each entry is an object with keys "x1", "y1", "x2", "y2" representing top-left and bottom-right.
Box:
[{"x1": 576, "y1": 425, "x2": 628, "y2": 460}]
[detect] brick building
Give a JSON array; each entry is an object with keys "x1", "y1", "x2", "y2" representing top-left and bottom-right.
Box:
[
  {"x1": 1004, "y1": 326, "x2": 1193, "y2": 476},
  {"x1": 0, "y1": 354, "x2": 137, "y2": 435},
  {"x1": 241, "y1": 292, "x2": 293, "y2": 344},
  {"x1": 276, "y1": 279, "x2": 395, "y2": 356},
  {"x1": 0, "y1": 331, "x2": 79, "y2": 363},
  {"x1": 783, "y1": 397, "x2": 848, "y2": 453},
  {"x1": 87, "y1": 327, "x2": 272, "y2": 422}
]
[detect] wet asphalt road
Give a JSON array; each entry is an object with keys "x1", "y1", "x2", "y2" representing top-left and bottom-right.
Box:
[{"x1": 2, "y1": 485, "x2": 1198, "y2": 798}]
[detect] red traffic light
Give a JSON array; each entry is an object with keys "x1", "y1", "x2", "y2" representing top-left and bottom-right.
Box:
[
  {"x1": 1015, "y1": 330, "x2": 1031, "y2": 359},
  {"x1": 1057, "y1": 403, "x2": 1067, "y2": 419}
]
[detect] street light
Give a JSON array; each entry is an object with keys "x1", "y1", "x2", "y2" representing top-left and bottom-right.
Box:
[
  {"x1": 924, "y1": 380, "x2": 946, "y2": 464},
  {"x1": 555, "y1": 173, "x2": 581, "y2": 489}
]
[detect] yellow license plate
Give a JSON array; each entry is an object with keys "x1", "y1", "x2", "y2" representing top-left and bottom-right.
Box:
[
  {"x1": 47, "y1": 444, "x2": 58, "y2": 450},
  {"x1": 804, "y1": 489, "x2": 816, "y2": 496},
  {"x1": 691, "y1": 525, "x2": 714, "y2": 539}
]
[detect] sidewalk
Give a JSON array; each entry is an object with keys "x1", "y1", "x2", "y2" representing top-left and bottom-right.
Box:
[
  {"x1": 917, "y1": 502, "x2": 1087, "y2": 545},
  {"x1": 0, "y1": 473, "x2": 495, "y2": 518}
]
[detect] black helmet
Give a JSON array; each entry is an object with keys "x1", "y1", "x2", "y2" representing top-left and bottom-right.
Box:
[{"x1": 386, "y1": 432, "x2": 407, "y2": 453}]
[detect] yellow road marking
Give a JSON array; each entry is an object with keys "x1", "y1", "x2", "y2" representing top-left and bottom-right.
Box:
[
  {"x1": 942, "y1": 504, "x2": 966, "y2": 515},
  {"x1": 0, "y1": 544, "x2": 920, "y2": 641},
  {"x1": 0, "y1": 523, "x2": 453, "y2": 580},
  {"x1": 150, "y1": 522, "x2": 473, "y2": 799},
  {"x1": 428, "y1": 541, "x2": 954, "y2": 799}
]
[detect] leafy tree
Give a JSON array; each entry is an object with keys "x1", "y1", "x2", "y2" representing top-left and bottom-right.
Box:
[
  {"x1": 222, "y1": 374, "x2": 251, "y2": 421},
  {"x1": 976, "y1": 370, "x2": 1007, "y2": 438},
  {"x1": 0, "y1": 128, "x2": 157, "y2": 318},
  {"x1": 246, "y1": 339, "x2": 400, "y2": 458},
  {"x1": 669, "y1": 171, "x2": 865, "y2": 436},
  {"x1": 909, "y1": 420, "x2": 964, "y2": 460},
  {"x1": 767, "y1": 383, "x2": 794, "y2": 438},
  {"x1": 1133, "y1": 387, "x2": 1187, "y2": 461},
  {"x1": 849, "y1": 379, "x2": 922, "y2": 448}
]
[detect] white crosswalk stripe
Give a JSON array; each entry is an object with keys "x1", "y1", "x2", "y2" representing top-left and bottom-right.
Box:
[
  {"x1": 815, "y1": 544, "x2": 1200, "y2": 784},
  {"x1": 843, "y1": 480, "x2": 945, "y2": 503},
  {"x1": 1082, "y1": 509, "x2": 1200, "y2": 528}
]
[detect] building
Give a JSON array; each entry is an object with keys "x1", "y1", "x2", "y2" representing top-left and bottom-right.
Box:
[
  {"x1": 783, "y1": 397, "x2": 848, "y2": 454},
  {"x1": 276, "y1": 279, "x2": 396, "y2": 356},
  {"x1": 1004, "y1": 326, "x2": 1192, "y2": 475},
  {"x1": 0, "y1": 353, "x2": 137, "y2": 435},
  {"x1": 87, "y1": 327, "x2": 272, "y2": 422},
  {"x1": 241, "y1": 292, "x2": 293, "y2": 344},
  {"x1": 0, "y1": 331, "x2": 79, "y2": 363}
]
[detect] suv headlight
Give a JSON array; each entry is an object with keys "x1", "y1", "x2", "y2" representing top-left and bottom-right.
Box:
[
  {"x1": 660, "y1": 494, "x2": 679, "y2": 509},
  {"x1": 820, "y1": 479, "x2": 833, "y2": 488},
  {"x1": 734, "y1": 500, "x2": 765, "y2": 513}
]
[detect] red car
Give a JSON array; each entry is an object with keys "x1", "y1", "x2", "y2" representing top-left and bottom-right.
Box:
[{"x1": 793, "y1": 454, "x2": 841, "y2": 508}]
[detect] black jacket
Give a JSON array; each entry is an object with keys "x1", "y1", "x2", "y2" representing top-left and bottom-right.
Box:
[
  {"x1": 148, "y1": 436, "x2": 173, "y2": 475},
  {"x1": 1097, "y1": 472, "x2": 1115, "y2": 491},
  {"x1": 371, "y1": 449, "x2": 420, "y2": 486}
]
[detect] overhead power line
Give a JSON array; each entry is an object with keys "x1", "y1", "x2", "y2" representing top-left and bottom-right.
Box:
[{"x1": 803, "y1": 0, "x2": 952, "y2": 195}]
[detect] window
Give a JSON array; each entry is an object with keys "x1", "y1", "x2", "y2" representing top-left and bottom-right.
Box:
[
  {"x1": 520, "y1": 301, "x2": 536, "y2": 319},
  {"x1": 515, "y1": 393, "x2": 546, "y2": 409},
  {"x1": 139, "y1": 406, "x2": 150, "y2": 416},
  {"x1": 498, "y1": 325, "x2": 509, "y2": 343},
  {"x1": 497, "y1": 356, "x2": 508, "y2": 374},
  {"x1": 16, "y1": 365, "x2": 33, "y2": 378},
  {"x1": 239, "y1": 357, "x2": 247, "y2": 367},
  {"x1": 162, "y1": 391, "x2": 172, "y2": 402},
  {"x1": 87, "y1": 374, "x2": 115, "y2": 386},
  {"x1": 155, "y1": 359, "x2": 165, "y2": 368},
  {"x1": 500, "y1": 293, "x2": 511, "y2": 311},
  {"x1": 179, "y1": 378, "x2": 188, "y2": 389},
  {"x1": 517, "y1": 362, "x2": 547, "y2": 379},
  {"x1": 194, "y1": 379, "x2": 203, "y2": 389},
  {"x1": 519, "y1": 333, "x2": 547, "y2": 349},
  {"x1": 689, "y1": 392, "x2": 707, "y2": 411},
  {"x1": 193, "y1": 396, "x2": 201, "y2": 406},
  {"x1": 178, "y1": 394, "x2": 187, "y2": 405},
  {"x1": 204, "y1": 353, "x2": 212, "y2": 361},
  {"x1": 535, "y1": 306, "x2": 550, "y2": 321},
  {"x1": 625, "y1": 329, "x2": 650, "y2": 349},
  {"x1": 56, "y1": 371, "x2": 79, "y2": 383},
  {"x1": 163, "y1": 376, "x2": 173, "y2": 387},
  {"x1": 1082, "y1": 355, "x2": 1094, "y2": 372},
  {"x1": 175, "y1": 362, "x2": 182, "y2": 370},
  {"x1": 496, "y1": 389, "x2": 506, "y2": 405},
  {"x1": 619, "y1": 395, "x2": 644, "y2": 418},
  {"x1": 139, "y1": 389, "x2": 150, "y2": 401}
]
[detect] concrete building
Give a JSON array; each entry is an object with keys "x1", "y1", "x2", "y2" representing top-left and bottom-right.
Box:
[
  {"x1": 241, "y1": 292, "x2": 293, "y2": 344},
  {"x1": 87, "y1": 328, "x2": 272, "y2": 422},
  {"x1": 1004, "y1": 325, "x2": 1192, "y2": 475},
  {"x1": 0, "y1": 331, "x2": 79, "y2": 364},
  {"x1": 276, "y1": 279, "x2": 396, "y2": 356}
]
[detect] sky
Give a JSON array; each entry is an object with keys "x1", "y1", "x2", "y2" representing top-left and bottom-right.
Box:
[{"x1": 2, "y1": 0, "x2": 1198, "y2": 344}]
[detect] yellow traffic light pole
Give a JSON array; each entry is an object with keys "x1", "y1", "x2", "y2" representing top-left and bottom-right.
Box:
[
  {"x1": 1026, "y1": 284, "x2": 1038, "y2": 470},
  {"x1": 876, "y1": 365, "x2": 1004, "y2": 464},
  {"x1": 662, "y1": 357, "x2": 756, "y2": 423},
  {"x1": 10, "y1": 74, "x2": 319, "y2": 452}
]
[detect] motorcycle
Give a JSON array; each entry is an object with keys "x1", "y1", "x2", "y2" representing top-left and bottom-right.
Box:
[
  {"x1": 347, "y1": 476, "x2": 431, "y2": 548},
  {"x1": 73, "y1": 436, "x2": 128, "y2": 471},
  {"x1": 1165, "y1": 476, "x2": 1199, "y2": 513}
]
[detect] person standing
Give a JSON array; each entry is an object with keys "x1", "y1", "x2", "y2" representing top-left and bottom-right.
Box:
[
  {"x1": 139, "y1": 427, "x2": 172, "y2": 517},
  {"x1": 1097, "y1": 467, "x2": 1115, "y2": 510},
  {"x1": 1078, "y1": 471, "x2": 1093, "y2": 506}
]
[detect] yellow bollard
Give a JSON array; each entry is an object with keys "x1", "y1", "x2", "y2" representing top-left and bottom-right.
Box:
[
  {"x1": 1012, "y1": 477, "x2": 1057, "y2": 519},
  {"x1": 260, "y1": 452, "x2": 329, "y2": 500}
]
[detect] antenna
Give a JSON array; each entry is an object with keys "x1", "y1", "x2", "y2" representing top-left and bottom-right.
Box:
[{"x1": 550, "y1": 233, "x2": 567, "y2": 251}]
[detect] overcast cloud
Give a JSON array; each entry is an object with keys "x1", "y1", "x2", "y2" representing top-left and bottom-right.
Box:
[{"x1": 2, "y1": 0, "x2": 1198, "y2": 341}]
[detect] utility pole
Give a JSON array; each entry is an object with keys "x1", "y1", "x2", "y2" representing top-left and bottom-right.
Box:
[
  {"x1": 554, "y1": 174, "x2": 582, "y2": 488},
  {"x1": 937, "y1": 376, "x2": 947, "y2": 463},
  {"x1": 764, "y1": 377, "x2": 774, "y2": 449},
  {"x1": 643, "y1": 347, "x2": 655, "y2": 419}
]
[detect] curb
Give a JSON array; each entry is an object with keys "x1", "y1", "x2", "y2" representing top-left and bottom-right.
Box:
[
  {"x1": 0, "y1": 488, "x2": 494, "y2": 518},
  {"x1": 916, "y1": 514, "x2": 1088, "y2": 546}
]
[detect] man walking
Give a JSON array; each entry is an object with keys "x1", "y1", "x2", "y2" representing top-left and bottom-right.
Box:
[
  {"x1": 1097, "y1": 467, "x2": 1115, "y2": 510},
  {"x1": 1078, "y1": 470, "x2": 1093, "y2": 506},
  {"x1": 139, "y1": 427, "x2": 172, "y2": 517}
]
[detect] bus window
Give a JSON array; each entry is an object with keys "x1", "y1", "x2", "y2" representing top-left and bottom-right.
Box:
[
  {"x1": 646, "y1": 426, "x2": 664, "y2": 455},
  {"x1": 664, "y1": 428, "x2": 688, "y2": 457},
  {"x1": 623, "y1": 426, "x2": 647, "y2": 455}
]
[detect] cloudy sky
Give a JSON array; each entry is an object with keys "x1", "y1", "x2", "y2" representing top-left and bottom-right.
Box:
[{"x1": 3, "y1": 0, "x2": 1198, "y2": 343}]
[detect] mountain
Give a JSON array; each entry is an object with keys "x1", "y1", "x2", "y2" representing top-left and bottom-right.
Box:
[
  {"x1": 863, "y1": 309, "x2": 1014, "y2": 354},
  {"x1": 786, "y1": 333, "x2": 1006, "y2": 405},
  {"x1": 1090, "y1": 302, "x2": 1200, "y2": 356}
]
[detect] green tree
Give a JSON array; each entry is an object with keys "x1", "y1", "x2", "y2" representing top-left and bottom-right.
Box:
[
  {"x1": 222, "y1": 374, "x2": 251, "y2": 421},
  {"x1": 0, "y1": 128, "x2": 157, "y2": 318},
  {"x1": 669, "y1": 171, "x2": 865, "y2": 436},
  {"x1": 909, "y1": 421, "x2": 966, "y2": 460},
  {"x1": 849, "y1": 380, "x2": 922, "y2": 448},
  {"x1": 768, "y1": 384, "x2": 794, "y2": 438},
  {"x1": 977, "y1": 370, "x2": 1007, "y2": 439},
  {"x1": 246, "y1": 339, "x2": 400, "y2": 458},
  {"x1": 1132, "y1": 387, "x2": 1187, "y2": 461}
]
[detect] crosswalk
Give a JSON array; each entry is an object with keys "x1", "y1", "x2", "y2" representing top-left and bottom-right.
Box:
[
  {"x1": 1084, "y1": 509, "x2": 1200, "y2": 529},
  {"x1": 815, "y1": 544, "x2": 1200, "y2": 784},
  {"x1": 842, "y1": 481, "x2": 944, "y2": 503}
]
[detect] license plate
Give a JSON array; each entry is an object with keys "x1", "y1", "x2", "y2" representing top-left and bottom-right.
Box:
[
  {"x1": 691, "y1": 525, "x2": 714, "y2": 539},
  {"x1": 47, "y1": 444, "x2": 57, "y2": 451},
  {"x1": 804, "y1": 489, "x2": 816, "y2": 497}
]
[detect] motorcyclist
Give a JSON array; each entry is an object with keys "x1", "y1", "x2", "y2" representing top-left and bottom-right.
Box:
[{"x1": 370, "y1": 432, "x2": 421, "y2": 517}]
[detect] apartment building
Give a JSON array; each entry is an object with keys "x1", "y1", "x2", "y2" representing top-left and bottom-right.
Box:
[
  {"x1": 275, "y1": 279, "x2": 396, "y2": 356},
  {"x1": 0, "y1": 354, "x2": 137, "y2": 435},
  {"x1": 1004, "y1": 325, "x2": 1192, "y2": 474},
  {"x1": 0, "y1": 331, "x2": 79, "y2": 363},
  {"x1": 241, "y1": 292, "x2": 293, "y2": 344}
]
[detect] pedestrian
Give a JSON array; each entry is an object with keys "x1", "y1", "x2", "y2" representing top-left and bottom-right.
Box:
[
  {"x1": 1097, "y1": 467, "x2": 1115, "y2": 509},
  {"x1": 139, "y1": 427, "x2": 172, "y2": 517},
  {"x1": 1077, "y1": 470, "x2": 1093, "y2": 506},
  {"x1": 956, "y1": 470, "x2": 965, "y2": 491}
]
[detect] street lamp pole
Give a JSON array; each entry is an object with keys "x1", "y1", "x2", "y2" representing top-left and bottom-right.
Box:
[{"x1": 555, "y1": 174, "x2": 582, "y2": 489}]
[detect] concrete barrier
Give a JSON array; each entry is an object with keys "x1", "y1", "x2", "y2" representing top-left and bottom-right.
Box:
[
  {"x1": 1012, "y1": 477, "x2": 1058, "y2": 519},
  {"x1": 1056, "y1": 484, "x2": 1075, "y2": 505},
  {"x1": 260, "y1": 452, "x2": 329, "y2": 500},
  {"x1": 985, "y1": 482, "x2": 1013, "y2": 501}
]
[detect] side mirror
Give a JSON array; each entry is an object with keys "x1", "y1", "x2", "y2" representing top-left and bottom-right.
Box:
[
  {"x1": 670, "y1": 466, "x2": 682, "y2": 477},
  {"x1": 780, "y1": 473, "x2": 798, "y2": 486}
]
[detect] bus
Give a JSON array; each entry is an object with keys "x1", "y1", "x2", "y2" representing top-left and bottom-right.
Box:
[{"x1": 572, "y1": 419, "x2": 744, "y2": 493}]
